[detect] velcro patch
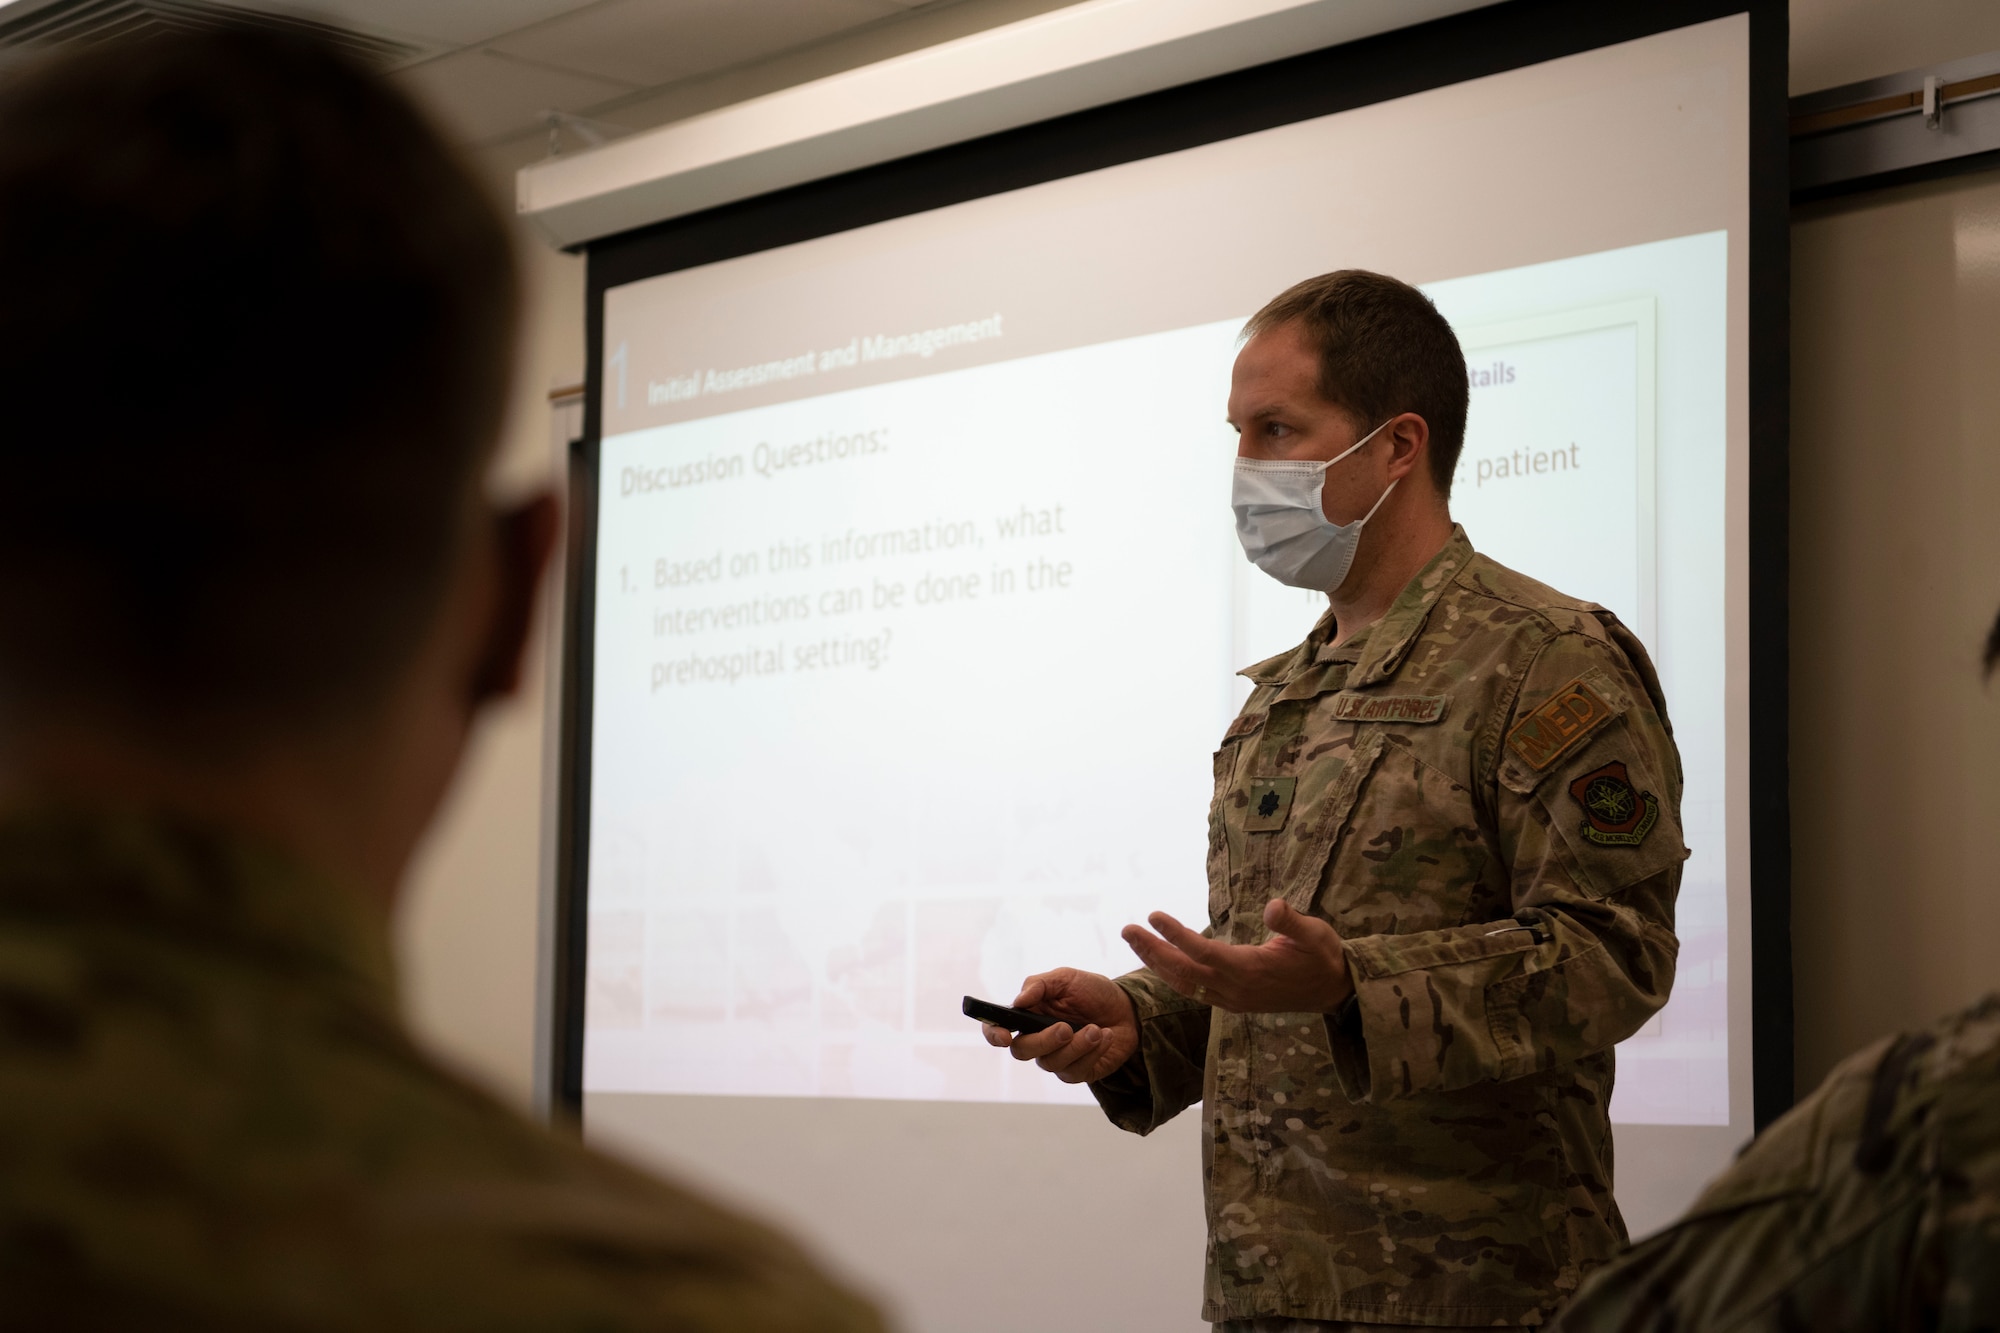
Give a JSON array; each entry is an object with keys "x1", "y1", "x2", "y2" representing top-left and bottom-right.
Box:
[
  {"x1": 1507, "y1": 676, "x2": 1616, "y2": 771},
  {"x1": 1331, "y1": 694, "x2": 1449, "y2": 725},
  {"x1": 1222, "y1": 712, "x2": 1267, "y2": 743},
  {"x1": 1244, "y1": 776, "x2": 1297, "y2": 832},
  {"x1": 1568, "y1": 761, "x2": 1659, "y2": 846}
]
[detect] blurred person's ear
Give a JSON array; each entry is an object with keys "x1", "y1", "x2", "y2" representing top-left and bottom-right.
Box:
[{"x1": 472, "y1": 493, "x2": 561, "y2": 702}]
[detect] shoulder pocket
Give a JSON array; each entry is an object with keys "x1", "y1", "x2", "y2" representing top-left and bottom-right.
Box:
[
  {"x1": 1527, "y1": 719, "x2": 1687, "y2": 896},
  {"x1": 1499, "y1": 667, "x2": 1686, "y2": 898}
]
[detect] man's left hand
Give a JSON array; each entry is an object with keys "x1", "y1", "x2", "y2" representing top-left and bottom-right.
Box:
[{"x1": 1121, "y1": 899, "x2": 1354, "y2": 1013}]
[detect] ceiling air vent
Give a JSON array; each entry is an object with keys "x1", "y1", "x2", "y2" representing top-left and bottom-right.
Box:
[{"x1": 0, "y1": 0, "x2": 429, "y2": 69}]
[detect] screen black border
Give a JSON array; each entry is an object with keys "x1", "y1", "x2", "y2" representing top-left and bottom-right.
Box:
[{"x1": 558, "y1": 0, "x2": 1793, "y2": 1128}]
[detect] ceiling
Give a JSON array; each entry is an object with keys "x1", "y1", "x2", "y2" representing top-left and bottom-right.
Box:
[
  {"x1": 0, "y1": 0, "x2": 1060, "y2": 152},
  {"x1": 228, "y1": 0, "x2": 993, "y2": 151}
]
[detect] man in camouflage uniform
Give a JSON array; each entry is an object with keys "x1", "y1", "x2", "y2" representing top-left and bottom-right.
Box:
[
  {"x1": 0, "y1": 29, "x2": 880, "y2": 1332},
  {"x1": 1549, "y1": 620, "x2": 2000, "y2": 1333},
  {"x1": 1550, "y1": 996, "x2": 2000, "y2": 1331},
  {"x1": 984, "y1": 272, "x2": 1685, "y2": 1327}
]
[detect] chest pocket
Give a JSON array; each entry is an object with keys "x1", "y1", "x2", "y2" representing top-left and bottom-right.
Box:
[
  {"x1": 1313, "y1": 732, "x2": 1501, "y2": 937},
  {"x1": 1207, "y1": 710, "x2": 1267, "y2": 925},
  {"x1": 1270, "y1": 727, "x2": 1388, "y2": 915}
]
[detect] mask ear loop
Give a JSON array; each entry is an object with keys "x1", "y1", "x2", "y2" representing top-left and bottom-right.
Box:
[
  {"x1": 1335, "y1": 417, "x2": 1400, "y2": 527},
  {"x1": 1324, "y1": 416, "x2": 1394, "y2": 469},
  {"x1": 1354, "y1": 475, "x2": 1399, "y2": 527}
]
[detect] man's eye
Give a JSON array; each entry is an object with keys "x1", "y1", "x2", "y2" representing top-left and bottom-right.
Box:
[{"x1": 1264, "y1": 422, "x2": 1291, "y2": 438}]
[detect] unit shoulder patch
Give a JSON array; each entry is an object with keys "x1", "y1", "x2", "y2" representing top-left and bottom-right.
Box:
[
  {"x1": 1568, "y1": 761, "x2": 1659, "y2": 847},
  {"x1": 1506, "y1": 675, "x2": 1617, "y2": 771},
  {"x1": 1330, "y1": 694, "x2": 1449, "y2": 725}
]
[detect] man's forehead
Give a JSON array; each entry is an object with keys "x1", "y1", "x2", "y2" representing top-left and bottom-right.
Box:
[
  {"x1": 1234, "y1": 323, "x2": 1317, "y2": 375},
  {"x1": 1230, "y1": 340, "x2": 1329, "y2": 413}
]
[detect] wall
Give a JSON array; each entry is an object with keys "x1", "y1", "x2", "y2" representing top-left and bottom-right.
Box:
[
  {"x1": 1789, "y1": 173, "x2": 2000, "y2": 1091},
  {"x1": 1785, "y1": 0, "x2": 2000, "y2": 1095},
  {"x1": 1790, "y1": 0, "x2": 2000, "y2": 94}
]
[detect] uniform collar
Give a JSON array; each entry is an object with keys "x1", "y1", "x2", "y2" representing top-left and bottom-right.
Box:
[
  {"x1": 1345, "y1": 525, "x2": 1474, "y2": 688},
  {"x1": 1238, "y1": 526, "x2": 1472, "y2": 690},
  {"x1": 1240, "y1": 608, "x2": 1339, "y2": 687},
  {"x1": 0, "y1": 803, "x2": 398, "y2": 1014},
  {"x1": 1314, "y1": 625, "x2": 1375, "y2": 666}
]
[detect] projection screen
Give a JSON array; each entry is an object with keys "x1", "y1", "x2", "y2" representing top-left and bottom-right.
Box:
[{"x1": 557, "y1": 5, "x2": 1785, "y2": 1330}]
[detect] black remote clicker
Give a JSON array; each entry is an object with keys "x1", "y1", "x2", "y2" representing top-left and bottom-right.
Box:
[{"x1": 962, "y1": 994, "x2": 1085, "y2": 1035}]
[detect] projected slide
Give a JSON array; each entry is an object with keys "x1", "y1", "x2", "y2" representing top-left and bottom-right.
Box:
[{"x1": 587, "y1": 231, "x2": 1728, "y2": 1125}]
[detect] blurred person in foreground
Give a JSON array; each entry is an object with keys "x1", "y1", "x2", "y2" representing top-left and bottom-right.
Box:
[
  {"x1": 0, "y1": 26, "x2": 880, "y2": 1332},
  {"x1": 1548, "y1": 618, "x2": 2000, "y2": 1332}
]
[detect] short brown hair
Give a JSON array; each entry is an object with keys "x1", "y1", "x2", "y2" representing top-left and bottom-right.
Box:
[
  {"x1": 0, "y1": 25, "x2": 517, "y2": 737},
  {"x1": 1244, "y1": 270, "x2": 1469, "y2": 497}
]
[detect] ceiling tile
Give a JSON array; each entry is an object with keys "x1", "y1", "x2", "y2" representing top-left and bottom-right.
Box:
[
  {"x1": 485, "y1": 0, "x2": 903, "y2": 91},
  {"x1": 248, "y1": 0, "x2": 608, "y2": 49},
  {"x1": 393, "y1": 47, "x2": 636, "y2": 144}
]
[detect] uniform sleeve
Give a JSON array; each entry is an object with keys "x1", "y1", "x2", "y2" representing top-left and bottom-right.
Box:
[
  {"x1": 1550, "y1": 1015, "x2": 2000, "y2": 1333},
  {"x1": 1088, "y1": 966, "x2": 1210, "y2": 1135},
  {"x1": 1328, "y1": 628, "x2": 1685, "y2": 1101}
]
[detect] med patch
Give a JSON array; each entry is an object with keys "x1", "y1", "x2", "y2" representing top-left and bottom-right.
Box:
[
  {"x1": 1568, "y1": 761, "x2": 1659, "y2": 847},
  {"x1": 1507, "y1": 675, "x2": 1617, "y2": 771}
]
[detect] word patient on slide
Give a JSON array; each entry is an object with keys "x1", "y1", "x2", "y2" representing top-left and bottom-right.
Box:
[{"x1": 1474, "y1": 442, "x2": 1581, "y2": 487}]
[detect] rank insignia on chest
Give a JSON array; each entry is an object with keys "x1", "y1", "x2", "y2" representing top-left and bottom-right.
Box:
[
  {"x1": 1244, "y1": 776, "x2": 1298, "y2": 832},
  {"x1": 1568, "y1": 761, "x2": 1659, "y2": 846}
]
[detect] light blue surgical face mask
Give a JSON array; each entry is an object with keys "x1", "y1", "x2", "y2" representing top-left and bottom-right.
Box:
[{"x1": 1232, "y1": 418, "x2": 1396, "y2": 592}]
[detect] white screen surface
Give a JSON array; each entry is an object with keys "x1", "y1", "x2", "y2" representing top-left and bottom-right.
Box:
[{"x1": 582, "y1": 17, "x2": 1751, "y2": 1330}]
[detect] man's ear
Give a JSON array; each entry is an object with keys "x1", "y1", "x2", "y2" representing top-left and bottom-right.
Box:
[
  {"x1": 1382, "y1": 412, "x2": 1431, "y2": 482},
  {"x1": 472, "y1": 491, "x2": 561, "y2": 702}
]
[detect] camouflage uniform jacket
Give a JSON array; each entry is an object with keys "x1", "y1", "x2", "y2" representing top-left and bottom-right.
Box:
[
  {"x1": 1552, "y1": 994, "x2": 2000, "y2": 1333},
  {"x1": 0, "y1": 807, "x2": 885, "y2": 1333},
  {"x1": 1091, "y1": 528, "x2": 1686, "y2": 1326}
]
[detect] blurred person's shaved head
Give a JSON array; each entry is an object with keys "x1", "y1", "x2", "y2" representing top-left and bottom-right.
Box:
[
  {"x1": 0, "y1": 24, "x2": 518, "y2": 734},
  {"x1": 0, "y1": 31, "x2": 887, "y2": 1333},
  {"x1": 0, "y1": 25, "x2": 556, "y2": 898}
]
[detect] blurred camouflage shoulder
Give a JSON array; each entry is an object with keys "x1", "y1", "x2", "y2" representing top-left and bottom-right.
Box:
[
  {"x1": 0, "y1": 810, "x2": 885, "y2": 1332},
  {"x1": 1551, "y1": 994, "x2": 2000, "y2": 1332}
]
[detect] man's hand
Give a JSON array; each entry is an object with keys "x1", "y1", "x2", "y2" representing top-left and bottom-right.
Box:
[
  {"x1": 1121, "y1": 899, "x2": 1353, "y2": 1013},
  {"x1": 980, "y1": 968, "x2": 1139, "y2": 1084}
]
